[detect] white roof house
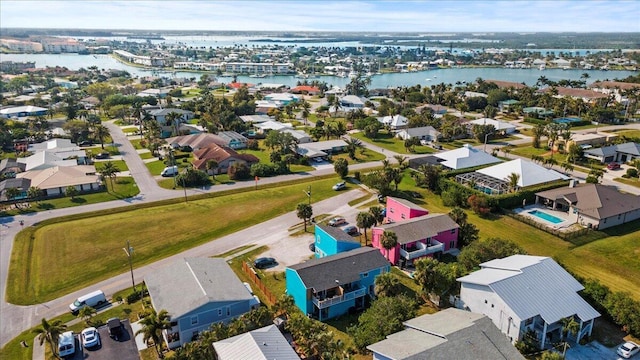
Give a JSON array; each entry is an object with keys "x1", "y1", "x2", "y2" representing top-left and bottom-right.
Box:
[
  {"x1": 213, "y1": 325, "x2": 300, "y2": 360},
  {"x1": 469, "y1": 118, "x2": 517, "y2": 134},
  {"x1": 435, "y1": 144, "x2": 501, "y2": 170},
  {"x1": 378, "y1": 114, "x2": 408, "y2": 130},
  {"x1": 457, "y1": 255, "x2": 600, "y2": 349},
  {"x1": 18, "y1": 149, "x2": 88, "y2": 171},
  {"x1": 297, "y1": 139, "x2": 348, "y2": 158},
  {"x1": 254, "y1": 120, "x2": 294, "y2": 133},
  {"x1": 281, "y1": 129, "x2": 312, "y2": 143},
  {"x1": 16, "y1": 165, "x2": 101, "y2": 197},
  {"x1": 28, "y1": 139, "x2": 77, "y2": 152},
  {"x1": 477, "y1": 159, "x2": 568, "y2": 187}
]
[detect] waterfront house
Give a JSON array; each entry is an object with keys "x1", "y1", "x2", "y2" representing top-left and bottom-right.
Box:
[
  {"x1": 371, "y1": 213, "x2": 459, "y2": 267},
  {"x1": 145, "y1": 257, "x2": 255, "y2": 349},
  {"x1": 535, "y1": 183, "x2": 640, "y2": 230},
  {"x1": 367, "y1": 308, "x2": 525, "y2": 360},
  {"x1": 313, "y1": 224, "x2": 361, "y2": 258},
  {"x1": 588, "y1": 81, "x2": 640, "y2": 104},
  {"x1": 457, "y1": 255, "x2": 600, "y2": 349},
  {"x1": 285, "y1": 247, "x2": 389, "y2": 321}
]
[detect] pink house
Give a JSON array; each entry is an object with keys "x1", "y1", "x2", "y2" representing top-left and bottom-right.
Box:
[
  {"x1": 385, "y1": 196, "x2": 429, "y2": 223},
  {"x1": 372, "y1": 214, "x2": 459, "y2": 267}
]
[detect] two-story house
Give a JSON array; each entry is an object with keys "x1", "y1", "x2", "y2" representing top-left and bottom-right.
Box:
[
  {"x1": 285, "y1": 247, "x2": 389, "y2": 321},
  {"x1": 313, "y1": 224, "x2": 361, "y2": 258},
  {"x1": 384, "y1": 197, "x2": 429, "y2": 223},
  {"x1": 372, "y1": 213, "x2": 460, "y2": 267},
  {"x1": 145, "y1": 257, "x2": 255, "y2": 349},
  {"x1": 457, "y1": 255, "x2": 600, "y2": 349}
]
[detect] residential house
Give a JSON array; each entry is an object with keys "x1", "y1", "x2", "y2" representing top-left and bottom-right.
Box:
[
  {"x1": 416, "y1": 104, "x2": 448, "y2": 115},
  {"x1": 0, "y1": 178, "x2": 31, "y2": 202},
  {"x1": 264, "y1": 93, "x2": 299, "y2": 106},
  {"x1": 167, "y1": 133, "x2": 223, "y2": 152},
  {"x1": 588, "y1": 81, "x2": 640, "y2": 104},
  {"x1": 18, "y1": 148, "x2": 89, "y2": 171},
  {"x1": 372, "y1": 213, "x2": 459, "y2": 267},
  {"x1": 468, "y1": 118, "x2": 517, "y2": 135},
  {"x1": 145, "y1": 257, "x2": 255, "y2": 349},
  {"x1": 338, "y1": 95, "x2": 367, "y2": 110},
  {"x1": 367, "y1": 308, "x2": 525, "y2": 360},
  {"x1": 296, "y1": 139, "x2": 347, "y2": 161},
  {"x1": 215, "y1": 131, "x2": 249, "y2": 150},
  {"x1": 583, "y1": 142, "x2": 640, "y2": 164},
  {"x1": 282, "y1": 129, "x2": 312, "y2": 144},
  {"x1": 213, "y1": 325, "x2": 300, "y2": 360},
  {"x1": 239, "y1": 115, "x2": 272, "y2": 124},
  {"x1": 0, "y1": 105, "x2": 48, "y2": 118},
  {"x1": 0, "y1": 158, "x2": 26, "y2": 178},
  {"x1": 191, "y1": 144, "x2": 259, "y2": 174},
  {"x1": 396, "y1": 126, "x2": 441, "y2": 142},
  {"x1": 457, "y1": 255, "x2": 600, "y2": 349},
  {"x1": 285, "y1": 247, "x2": 390, "y2": 321},
  {"x1": 486, "y1": 80, "x2": 527, "y2": 90},
  {"x1": 148, "y1": 108, "x2": 195, "y2": 124},
  {"x1": 539, "y1": 87, "x2": 608, "y2": 103},
  {"x1": 535, "y1": 183, "x2": 640, "y2": 230},
  {"x1": 254, "y1": 120, "x2": 294, "y2": 134},
  {"x1": 378, "y1": 115, "x2": 408, "y2": 131},
  {"x1": 16, "y1": 165, "x2": 101, "y2": 197},
  {"x1": 291, "y1": 85, "x2": 320, "y2": 95},
  {"x1": 434, "y1": 144, "x2": 502, "y2": 170},
  {"x1": 384, "y1": 196, "x2": 429, "y2": 223},
  {"x1": 523, "y1": 107, "x2": 554, "y2": 118},
  {"x1": 137, "y1": 88, "x2": 171, "y2": 99},
  {"x1": 313, "y1": 224, "x2": 361, "y2": 258}
]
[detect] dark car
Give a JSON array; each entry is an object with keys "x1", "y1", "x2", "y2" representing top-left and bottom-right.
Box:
[
  {"x1": 308, "y1": 243, "x2": 315, "y2": 252},
  {"x1": 78, "y1": 140, "x2": 93, "y2": 147},
  {"x1": 94, "y1": 152, "x2": 110, "y2": 159},
  {"x1": 253, "y1": 257, "x2": 276, "y2": 269},
  {"x1": 107, "y1": 317, "x2": 123, "y2": 340},
  {"x1": 343, "y1": 225, "x2": 359, "y2": 236}
]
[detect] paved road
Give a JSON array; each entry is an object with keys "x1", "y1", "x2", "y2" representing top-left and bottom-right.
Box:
[{"x1": 1, "y1": 120, "x2": 638, "y2": 347}]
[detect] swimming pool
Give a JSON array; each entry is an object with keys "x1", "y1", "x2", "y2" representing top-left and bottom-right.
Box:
[
  {"x1": 528, "y1": 210, "x2": 564, "y2": 224},
  {"x1": 554, "y1": 117, "x2": 582, "y2": 124}
]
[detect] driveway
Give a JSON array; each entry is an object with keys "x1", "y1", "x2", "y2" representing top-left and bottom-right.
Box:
[
  {"x1": 66, "y1": 320, "x2": 138, "y2": 360},
  {"x1": 564, "y1": 341, "x2": 619, "y2": 360}
]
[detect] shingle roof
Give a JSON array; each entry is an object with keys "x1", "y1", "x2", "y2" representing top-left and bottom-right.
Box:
[
  {"x1": 0, "y1": 178, "x2": 31, "y2": 201},
  {"x1": 367, "y1": 308, "x2": 525, "y2": 360},
  {"x1": 458, "y1": 255, "x2": 600, "y2": 324},
  {"x1": 315, "y1": 224, "x2": 359, "y2": 243},
  {"x1": 145, "y1": 258, "x2": 253, "y2": 318},
  {"x1": 386, "y1": 196, "x2": 429, "y2": 212},
  {"x1": 535, "y1": 183, "x2": 640, "y2": 219},
  {"x1": 16, "y1": 165, "x2": 99, "y2": 190},
  {"x1": 584, "y1": 142, "x2": 640, "y2": 158},
  {"x1": 377, "y1": 213, "x2": 459, "y2": 245},
  {"x1": 288, "y1": 247, "x2": 388, "y2": 292},
  {"x1": 166, "y1": 133, "x2": 223, "y2": 150},
  {"x1": 213, "y1": 325, "x2": 300, "y2": 360}
]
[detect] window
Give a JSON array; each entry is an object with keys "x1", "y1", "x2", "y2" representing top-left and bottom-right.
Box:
[
  {"x1": 450, "y1": 241, "x2": 456, "y2": 249},
  {"x1": 450, "y1": 228, "x2": 456, "y2": 234},
  {"x1": 190, "y1": 316, "x2": 198, "y2": 325},
  {"x1": 362, "y1": 272, "x2": 369, "y2": 277},
  {"x1": 226, "y1": 307, "x2": 230, "y2": 316},
  {"x1": 525, "y1": 318, "x2": 533, "y2": 326},
  {"x1": 401, "y1": 214, "x2": 405, "y2": 219},
  {"x1": 390, "y1": 208, "x2": 394, "y2": 213},
  {"x1": 218, "y1": 309, "x2": 222, "y2": 316},
  {"x1": 484, "y1": 300, "x2": 488, "y2": 304}
]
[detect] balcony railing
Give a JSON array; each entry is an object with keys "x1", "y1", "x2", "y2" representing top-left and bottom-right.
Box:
[
  {"x1": 399, "y1": 240, "x2": 444, "y2": 260},
  {"x1": 312, "y1": 287, "x2": 367, "y2": 309}
]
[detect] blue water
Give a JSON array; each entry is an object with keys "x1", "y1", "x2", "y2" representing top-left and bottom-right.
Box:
[
  {"x1": 554, "y1": 117, "x2": 583, "y2": 124},
  {"x1": 528, "y1": 210, "x2": 564, "y2": 224}
]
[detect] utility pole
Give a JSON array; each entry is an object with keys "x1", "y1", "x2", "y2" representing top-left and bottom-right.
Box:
[
  {"x1": 304, "y1": 186, "x2": 311, "y2": 205},
  {"x1": 123, "y1": 241, "x2": 136, "y2": 293}
]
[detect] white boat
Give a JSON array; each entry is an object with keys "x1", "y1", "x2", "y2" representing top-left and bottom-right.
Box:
[
  {"x1": 426, "y1": 78, "x2": 432, "y2": 81},
  {"x1": 539, "y1": 64, "x2": 546, "y2": 71}
]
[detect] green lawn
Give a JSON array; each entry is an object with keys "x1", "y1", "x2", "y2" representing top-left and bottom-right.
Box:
[
  {"x1": 146, "y1": 159, "x2": 169, "y2": 175},
  {"x1": 7, "y1": 177, "x2": 342, "y2": 304},
  {"x1": 615, "y1": 177, "x2": 640, "y2": 188},
  {"x1": 226, "y1": 246, "x2": 287, "y2": 305},
  {"x1": 350, "y1": 131, "x2": 436, "y2": 155},
  {"x1": 610, "y1": 129, "x2": 640, "y2": 139},
  {"x1": 129, "y1": 139, "x2": 144, "y2": 150},
  {"x1": 0, "y1": 177, "x2": 139, "y2": 217},
  {"x1": 121, "y1": 127, "x2": 140, "y2": 134},
  {"x1": 510, "y1": 145, "x2": 551, "y2": 158},
  {"x1": 139, "y1": 151, "x2": 155, "y2": 160},
  {"x1": 94, "y1": 160, "x2": 129, "y2": 172}
]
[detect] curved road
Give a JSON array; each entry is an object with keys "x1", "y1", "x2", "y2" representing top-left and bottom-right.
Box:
[{"x1": 1, "y1": 121, "x2": 638, "y2": 346}]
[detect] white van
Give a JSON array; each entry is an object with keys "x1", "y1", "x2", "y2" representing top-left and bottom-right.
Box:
[
  {"x1": 69, "y1": 290, "x2": 107, "y2": 313},
  {"x1": 58, "y1": 331, "x2": 76, "y2": 357},
  {"x1": 161, "y1": 165, "x2": 178, "y2": 177}
]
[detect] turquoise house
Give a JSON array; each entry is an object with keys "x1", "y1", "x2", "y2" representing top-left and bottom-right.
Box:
[
  {"x1": 314, "y1": 224, "x2": 361, "y2": 258},
  {"x1": 285, "y1": 247, "x2": 390, "y2": 321}
]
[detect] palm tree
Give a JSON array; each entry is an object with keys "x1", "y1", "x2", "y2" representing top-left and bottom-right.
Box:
[
  {"x1": 506, "y1": 172, "x2": 521, "y2": 193},
  {"x1": 380, "y1": 230, "x2": 398, "y2": 261},
  {"x1": 368, "y1": 206, "x2": 384, "y2": 226},
  {"x1": 532, "y1": 123, "x2": 546, "y2": 149},
  {"x1": 100, "y1": 161, "x2": 120, "y2": 190},
  {"x1": 33, "y1": 318, "x2": 67, "y2": 359},
  {"x1": 393, "y1": 155, "x2": 408, "y2": 170},
  {"x1": 93, "y1": 124, "x2": 109, "y2": 149},
  {"x1": 356, "y1": 211, "x2": 376, "y2": 245},
  {"x1": 545, "y1": 157, "x2": 558, "y2": 169},
  {"x1": 483, "y1": 105, "x2": 497, "y2": 119},
  {"x1": 27, "y1": 186, "x2": 42, "y2": 203},
  {"x1": 296, "y1": 203, "x2": 313, "y2": 232},
  {"x1": 78, "y1": 306, "x2": 97, "y2": 326},
  {"x1": 448, "y1": 207, "x2": 467, "y2": 225},
  {"x1": 206, "y1": 159, "x2": 218, "y2": 182},
  {"x1": 300, "y1": 99, "x2": 311, "y2": 126},
  {"x1": 165, "y1": 112, "x2": 184, "y2": 136},
  {"x1": 344, "y1": 137, "x2": 363, "y2": 160},
  {"x1": 135, "y1": 309, "x2": 171, "y2": 358},
  {"x1": 374, "y1": 272, "x2": 401, "y2": 298}
]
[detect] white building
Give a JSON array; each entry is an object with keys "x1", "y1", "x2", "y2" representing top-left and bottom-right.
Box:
[{"x1": 457, "y1": 255, "x2": 600, "y2": 349}]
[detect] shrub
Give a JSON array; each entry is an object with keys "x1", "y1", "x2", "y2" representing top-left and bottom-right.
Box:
[
  {"x1": 175, "y1": 168, "x2": 209, "y2": 187},
  {"x1": 626, "y1": 168, "x2": 638, "y2": 178},
  {"x1": 126, "y1": 291, "x2": 142, "y2": 304},
  {"x1": 467, "y1": 194, "x2": 490, "y2": 216},
  {"x1": 228, "y1": 162, "x2": 251, "y2": 180}
]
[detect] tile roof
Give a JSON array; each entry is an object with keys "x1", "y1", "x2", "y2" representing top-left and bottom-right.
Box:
[
  {"x1": 486, "y1": 80, "x2": 527, "y2": 89},
  {"x1": 288, "y1": 247, "x2": 388, "y2": 292},
  {"x1": 535, "y1": 183, "x2": 640, "y2": 219},
  {"x1": 377, "y1": 213, "x2": 459, "y2": 245},
  {"x1": 145, "y1": 257, "x2": 253, "y2": 318},
  {"x1": 192, "y1": 144, "x2": 259, "y2": 170},
  {"x1": 589, "y1": 81, "x2": 640, "y2": 91},
  {"x1": 458, "y1": 255, "x2": 600, "y2": 324}
]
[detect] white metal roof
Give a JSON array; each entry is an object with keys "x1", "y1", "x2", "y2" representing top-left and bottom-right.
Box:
[
  {"x1": 477, "y1": 159, "x2": 568, "y2": 187},
  {"x1": 213, "y1": 325, "x2": 300, "y2": 360},
  {"x1": 458, "y1": 255, "x2": 600, "y2": 324},
  {"x1": 469, "y1": 118, "x2": 516, "y2": 130},
  {"x1": 434, "y1": 144, "x2": 502, "y2": 170}
]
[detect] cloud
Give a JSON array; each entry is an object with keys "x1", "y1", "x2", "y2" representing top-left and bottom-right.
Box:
[{"x1": 1, "y1": 0, "x2": 638, "y2": 32}]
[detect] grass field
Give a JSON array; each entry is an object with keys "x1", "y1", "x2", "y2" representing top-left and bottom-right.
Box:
[
  {"x1": 615, "y1": 177, "x2": 640, "y2": 188},
  {"x1": 94, "y1": 160, "x2": 129, "y2": 172},
  {"x1": 0, "y1": 177, "x2": 139, "y2": 217},
  {"x1": 7, "y1": 177, "x2": 342, "y2": 304},
  {"x1": 350, "y1": 131, "x2": 436, "y2": 155}
]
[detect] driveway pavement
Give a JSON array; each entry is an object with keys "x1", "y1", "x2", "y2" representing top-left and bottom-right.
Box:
[{"x1": 564, "y1": 340, "x2": 619, "y2": 360}]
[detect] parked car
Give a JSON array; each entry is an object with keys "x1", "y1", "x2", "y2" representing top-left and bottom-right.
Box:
[
  {"x1": 253, "y1": 257, "x2": 276, "y2": 269},
  {"x1": 343, "y1": 225, "x2": 359, "y2": 236},
  {"x1": 332, "y1": 181, "x2": 346, "y2": 191},
  {"x1": 161, "y1": 166, "x2": 179, "y2": 177},
  {"x1": 69, "y1": 290, "x2": 107, "y2": 314},
  {"x1": 94, "y1": 152, "x2": 110, "y2": 159},
  {"x1": 607, "y1": 162, "x2": 621, "y2": 170},
  {"x1": 81, "y1": 327, "x2": 101, "y2": 348},
  {"x1": 328, "y1": 217, "x2": 347, "y2": 227},
  {"x1": 107, "y1": 317, "x2": 124, "y2": 340},
  {"x1": 78, "y1": 140, "x2": 93, "y2": 147},
  {"x1": 617, "y1": 342, "x2": 640, "y2": 358},
  {"x1": 58, "y1": 331, "x2": 76, "y2": 357}
]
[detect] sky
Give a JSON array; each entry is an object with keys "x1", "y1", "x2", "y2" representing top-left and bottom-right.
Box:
[{"x1": 1, "y1": 0, "x2": 638, "y2": 33}]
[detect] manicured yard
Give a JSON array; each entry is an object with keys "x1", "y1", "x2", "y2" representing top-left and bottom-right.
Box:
[
  {"x1": 609, "y1": 129, "x2": 640, "y2": 140},
  {"x1": 7, "y1": 177, "x2": 343, "y2": 304},
  {"x1": 129, "y1": 138, "x2": 144, "y2": 150},
  {"x1": 510, "y1": 145, "x2": 551, "y2": 158},
  {"x1": 350, "y1": 131, "x2": 436, "y2": 155},
  {"x1": 0, "y1": 177, "x2": 139, "y2": 217},
  {"x1": 615, "y1": 177, "x2": 640, "y2": 188},
  {"x1": 139, "y1": 151, "x2": 155, "y2": 159},
  {"x1": 94, "y1": 159, "x2": 129, "y2": 172}
]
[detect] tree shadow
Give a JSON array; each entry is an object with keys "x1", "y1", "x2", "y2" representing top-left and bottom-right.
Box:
[
  {"x1": 70, "y1": 197, "x2": 87, "y2": 204},
  {"x1": 36, "y1": 203, "x2": 55, "y2": 210}
]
